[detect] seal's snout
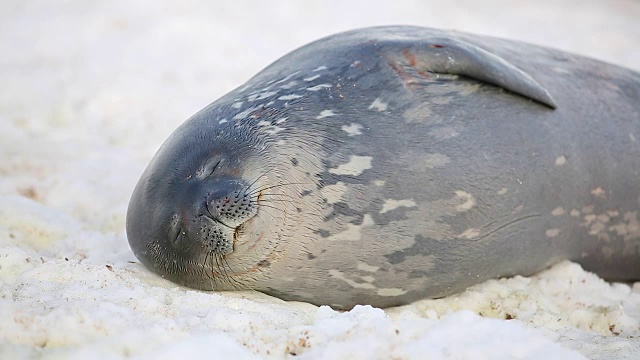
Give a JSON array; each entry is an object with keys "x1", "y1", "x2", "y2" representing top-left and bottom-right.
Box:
[
  {"x1": 204, "y1": 180, "x2": 256, "y2": 228},
  {"x1": 179, "y1": 178, "x2": 258, "y2": 256}
]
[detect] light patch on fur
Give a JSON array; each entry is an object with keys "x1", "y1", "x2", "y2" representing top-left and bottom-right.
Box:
[
  {"x1": 546, "y1": 228, "x2": 561, "y2": 238},
  {"x1": 357, "y1": 262, "x2": 379, "y2": 272},
  {"x1": 607, "y1": 210, "x2": 620, "y2": 218},
  {"x1": 342, "y1": 123, "x2": 363, "y2": 136},
  {"x1": 555, "y1": 155, "x2": 567, "y2": 166},
  {"x1": 231, "y1": 101, "x2": 243, "y2": 109},
  {"x1": 312, "y1": 65, "x2": 327, "y2": 72},
  {"x1": 218, "y1": 119, "x2": 228, "y2": 124},
  {"x1": 580, "y1": 210, "x2": 640, "y2": 250},
  {"x1": 459, "y1": 228, "x2": 481, "y2": 239},
  {"x1": 454, "y1": 191, "x2": 475, "y2": 212},
  {"x1": 316, "y1": 110, "x2": 336, "y2": 119},
  {"x1": 376, "y1": 288, "x2": 407, "y2": 296},
  {"x1": 234, "y1": 106, "x2": 259, "y2": 120},
  {"x1": 428, "y1": 126, "x2": 459, "y2": 140},
  {"x1": 321, "y1": 182, "x2": 347, "y2": 204},
  {"x1": 419, "y1": 153, "x2": 450, "y2": 169},
  {"x1": 280, "y1": 80, "x2": 298, "y2": 89},
  {"x1": 570, "y1": 209, "x2": 581, "y2": 217},
  {"x1": 630, "y1": 133, "x2": 637, "y2": 142},
  {"x1": 328, "y1": 270, "x2": 375, "y2": 289},
  {"x1": 278, "y1": 94, "x2": 303, "y2": 101},
  {"x1": 608, "y1": 212, "x2": 640, "y2": 253},
  {"x1": 274, "y1": 71, "x2": 301, "y2": 85},
  {"x1": 497, "y1": 187, "x2": 508, "y2": 195},
  {"x1": 602, "y1": 246, "x2": 615, "y2": 258},
  {"x1": 369, "y1": 98, "x2": 388, "y2": 112},
  {"x1": 583, "y1": 214, "x2": 605, "y2": 236},
  {"x1": 248, "y1": 91, "x2": 277, "y2": 102},
  {"x1": 329, "y1": 156, "x2": 372, "y2": 176},
  {"x1": 327, "y1": 214, "x2": 374, "y2": 241},
  {"x1": 257, "y1": 120, "x2": 285, "y2": 135},
  {"x1": 304, "y1": 74, "x2": 320, "y2": 82},
  {"x1": 266, "y1": 126, "x2": 285, "y2": 135},
  {"x1": 307, "y1": 84, "x2": 332, "y2": 91},
  {"x1": 552, "y1": 207, "x2": 566, "y2": 216},
  {"x1": 380, "y1": 199, "x2": 417, "y2": 214},
  {"x1": 591, "y1": 187, "x2": 606, "y2": 199},
  {"x1": 373, "y1": 180, "x2": 385, "y2": 187}
]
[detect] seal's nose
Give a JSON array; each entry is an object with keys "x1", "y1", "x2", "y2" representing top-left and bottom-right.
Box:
[
  {"x1": 205, "y1": 180, "x2": 255, "y2": 228},
  {"x1": 180, "y1": 178, "x2": 258, "y2": 256}
]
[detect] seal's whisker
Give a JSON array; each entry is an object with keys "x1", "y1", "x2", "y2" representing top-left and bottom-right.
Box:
[
  {"x1": 220, "y1": 256, "x2": 244, "y2": 290},
  {"x1": 244, "y1": 170, "x2": 271, "y2": 194},
  {"x1": 216, "y1": 254, "x2": 243, "y2": 289},
  {"x1": 210, "y1": 252, "x2": 222, "y2": 289},
  {"x1": 255, "y1": 192, "x2": 297, "y2": 200},
  {"x1": 201, "y1": 250, "x2": 216, "y2": 290},
  {"x1": 253, "y1": 210, "x2": 278, "y2": 222},
  {"x1": 251, "y1": 202, "x2": 286, "y2": 213},
  {"x1": 255, "y1": 196, "x2": 297, "y2": 205},
  {"x1": 246, "y1": 182, "x2": 310, "y2": 197},
  {"x1": 200, "y1": 212, "x2": 236, "y2": 230},
  {"x1": 214, "y1": 253, "x2": 230, "y2": 286},
  {"x1": 254, "y1": 197, "x2": 291, "y2": 203}
]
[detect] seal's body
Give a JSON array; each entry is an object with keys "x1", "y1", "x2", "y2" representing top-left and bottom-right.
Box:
[{"x1": 127, "y1": 26, "x2": 640, "y2": 309}]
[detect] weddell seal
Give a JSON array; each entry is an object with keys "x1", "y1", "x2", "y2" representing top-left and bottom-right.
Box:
[{"x1": 126, "y1": 26, "x2": 640, "y2": 309}]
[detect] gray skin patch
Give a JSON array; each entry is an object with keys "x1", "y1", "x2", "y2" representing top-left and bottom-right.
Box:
[{"x1": 127, "y1": 25, "x2": 640, "y2": 310}]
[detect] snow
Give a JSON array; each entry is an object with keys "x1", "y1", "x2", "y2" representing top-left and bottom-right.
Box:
[{"x1": 1, "y1": 0, "x2": 639, "y2": 359}]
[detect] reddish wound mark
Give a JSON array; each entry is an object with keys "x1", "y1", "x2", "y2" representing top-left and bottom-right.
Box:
[
  {"x1": 390, "y1": 62, "x2": 416, "y2": 88},
  {"x1": 429, "y1": 44, "x2": 444, "y2": 48},
  {"x1": 402, "y1": 48, "x2": 417, "y2": 66},
  {"x1": 389, "y1": 60, "x2": 430, "y2": 88},
  {"x1": 389, "y1": 48, "x2": 437, "y2": 89}
]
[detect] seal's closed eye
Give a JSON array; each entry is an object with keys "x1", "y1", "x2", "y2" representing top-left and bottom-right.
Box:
[{"x1": 197, "y1": 158, "x2": 222, "y2": 180}]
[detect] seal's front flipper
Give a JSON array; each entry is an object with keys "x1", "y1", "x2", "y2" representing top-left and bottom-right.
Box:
[{"x1": 385, "y1": 37, "x2": 557, "y2": 109}]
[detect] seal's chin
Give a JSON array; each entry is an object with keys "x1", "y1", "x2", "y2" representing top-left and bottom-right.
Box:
[{"x1": 138, "y1": 215, "x2": 260, "y2": 291}]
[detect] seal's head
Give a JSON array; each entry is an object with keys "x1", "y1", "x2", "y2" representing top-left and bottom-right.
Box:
[{"x1": 126, "y1": 112, "x2": 292, "y2": 290}]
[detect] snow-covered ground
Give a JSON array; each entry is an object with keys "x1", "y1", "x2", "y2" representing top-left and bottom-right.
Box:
[{"x1": 1, "y1": 1, "x2": 639, "y2": 359}]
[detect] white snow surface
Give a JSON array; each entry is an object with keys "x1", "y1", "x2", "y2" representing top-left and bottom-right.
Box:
[{"x1": 1, "y1": 1, "x2": 640, "y2": 359}]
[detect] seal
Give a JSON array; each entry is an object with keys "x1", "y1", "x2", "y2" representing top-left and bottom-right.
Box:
[{"x1": 126, "y1": 26, "x2": 640, "y2": 310}]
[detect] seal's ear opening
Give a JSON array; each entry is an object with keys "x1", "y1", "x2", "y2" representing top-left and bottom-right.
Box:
[{"x1": 385, "y1": 37, "x2": 557, "y2": 109}]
